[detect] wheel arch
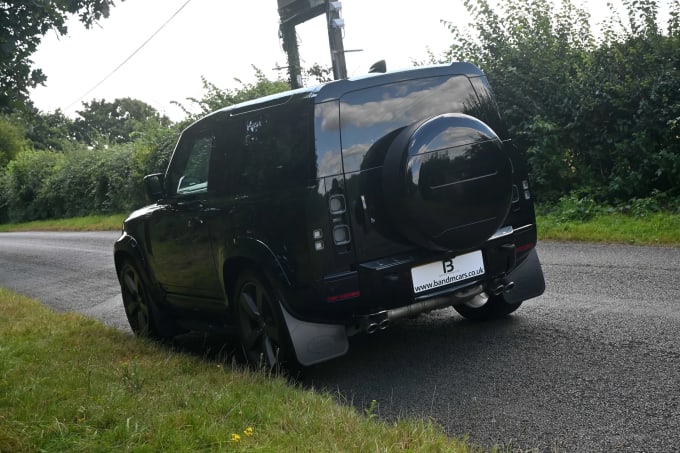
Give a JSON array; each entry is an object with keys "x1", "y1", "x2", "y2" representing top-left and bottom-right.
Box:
[
  {"x1": 114, "y1": 233, "x2": 145, "y2": 279},
  {"x1": 113, "y1": 233, "x2": 160, "y2": 299},
  {"x1": 221, "y1": 236, "x2": 292, "y2": 312}
]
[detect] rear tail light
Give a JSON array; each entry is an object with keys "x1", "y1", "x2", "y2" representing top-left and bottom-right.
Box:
[
  {"x1": 312, "y1": 190, "x2": 353, "y2": 252},
  {"x1": 327, "y1": 290, "x2": 360, "y2": 303},
  {"x1": 516, "y1": 242, "x2": 534, "y2": 253},
  {"x1": 329, "y1": 194, "x2": 346, "y2": 214},
  {"x1": 333, "y1": 225, "x2": 351, "y2": 245},
  {"x1": 328, "y1": 191, "x2": 351, "y2": 249}
]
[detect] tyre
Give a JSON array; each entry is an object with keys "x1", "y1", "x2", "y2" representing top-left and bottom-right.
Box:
[
  {"x1": 453, "y1": 293, "x2": 523, "y2": 321},
  {"x1": 119, "y1": 260, "x2": 173, "y2": 340},
  {"x1": 234, "y1": 270, "x2": 297, "y2": 371}
]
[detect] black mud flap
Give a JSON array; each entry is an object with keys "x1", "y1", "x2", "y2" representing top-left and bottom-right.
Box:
[
  {"x1": 504, "y1": 248, "x2": 546, "y2": 304},
  {"x1": 279, "y1": 303, "x2": 349, "y2": 366}
]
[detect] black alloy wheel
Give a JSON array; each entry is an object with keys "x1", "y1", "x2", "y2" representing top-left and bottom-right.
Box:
[
  {"x1": 120, "y1": 261, "x2": 163, "y2": 338},
  {"x1": 234, "y1": 270, "x2": 294, "y2": 371}
]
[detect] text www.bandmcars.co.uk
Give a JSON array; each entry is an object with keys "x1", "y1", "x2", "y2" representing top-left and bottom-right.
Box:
[{"x1": 414, "y1": 267, "x2": 485, "y2": 293}]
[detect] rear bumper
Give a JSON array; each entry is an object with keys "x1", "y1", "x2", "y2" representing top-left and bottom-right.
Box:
[
  {"x1": 281, "y1": 248, "x2": 545, "y2": 367},
  {"x1": 294, "y1": 225, "x2": 539, "y2": 319}
]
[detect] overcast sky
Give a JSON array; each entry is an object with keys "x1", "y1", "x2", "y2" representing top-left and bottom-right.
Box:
[{"x1": 28, "y1": 0, "x2": 648, "y2": 121}]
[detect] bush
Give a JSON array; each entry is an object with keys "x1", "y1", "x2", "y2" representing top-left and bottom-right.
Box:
[
  {"x1": 0, "y1": 117, "x2": 27, "y2": 167},
  {"x1": 547, "y1": 193, "x2": 603, "y2": 222},
  {"x1": 39, "y1": 146, "x2": 140, "y2": 218},
  {"x1": 0, "y1": 150, "x2": 63, "y2": 222}
]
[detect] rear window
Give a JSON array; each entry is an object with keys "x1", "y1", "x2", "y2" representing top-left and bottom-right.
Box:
[{"x1": 339, "y1": 75, "x2": 482, "y2": 174}]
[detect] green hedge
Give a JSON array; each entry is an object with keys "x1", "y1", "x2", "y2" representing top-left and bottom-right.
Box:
[{"x1": 0, "y1": 130, "x2": 176, "y2": 223}]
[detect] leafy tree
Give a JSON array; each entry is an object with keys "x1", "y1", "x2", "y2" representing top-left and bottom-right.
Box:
[
  {"x1": 435, "y1": 0, "x2": 680, "y2": 204},
  {"x1": 0, "y1": 0, "x2": 123, "y2": 112},
  {"x1": 14, "y1": 104, "x2": 78, "y2": 151},
  {"x1": 71, "y1": 97, "x2": 172, "y2": 146},
  {"x1": 571, "y1": 0, "x2": 680, "y2": 201},
  {"x1": 174, "y1": 66, "x2": 291, "y2": 120},
  {"x1": 0, "y1": 116, "x2": 28, "y2": 167},
  {"x1": 302, "y1": 63, "x2": 334, "y2": 85}
]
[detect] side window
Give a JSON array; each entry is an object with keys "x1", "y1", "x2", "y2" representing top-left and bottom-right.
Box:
[
  {"x1": 166, "y1": 131, "x2": 214, "y2": 197},
  {"x1": 224, "y1": 105, "x2": 314, "y2": 195}
]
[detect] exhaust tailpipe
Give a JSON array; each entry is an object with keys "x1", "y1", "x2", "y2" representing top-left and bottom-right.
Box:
[
  {"x1": 354, "y1": 283, "x2": 487, "y2": 336},
  {"x1": 357, "y1": 311, "x2": 389, "y2": 334},
  {"x1": 488, "y1": 278, "x2": 515, "y2": 296},
  {"x1": 360, "y1": 318, "x2": 378, "y2": 334}
]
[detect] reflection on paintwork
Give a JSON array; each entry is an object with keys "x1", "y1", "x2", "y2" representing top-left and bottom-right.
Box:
[
  {"x1": 411, "y1": 125, "x2": 497, "y2": 156},
  {"x1": 314, "y1": 101, "x2": 343, "y2": 178},
  {"x1": 338, "y1": 76, "x2": 486, "y2": 173}
]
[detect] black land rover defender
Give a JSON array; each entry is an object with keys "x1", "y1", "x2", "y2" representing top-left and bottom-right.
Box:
[{"x1": 114, "y1": 62, "x2": 545, "y2": 367}]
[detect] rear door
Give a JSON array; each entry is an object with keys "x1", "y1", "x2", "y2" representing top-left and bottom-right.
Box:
[{"x1": 340, "y1": 75, "x2": 483, "y2": 261}]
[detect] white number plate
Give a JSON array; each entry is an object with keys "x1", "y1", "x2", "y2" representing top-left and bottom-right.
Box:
[{"x1": 411, "y1": 251, "x2": 485, "y2": 294}]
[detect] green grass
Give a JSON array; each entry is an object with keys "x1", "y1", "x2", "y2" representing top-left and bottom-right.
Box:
[
  {"x1": 0, "y1": 288, "x2": 480, "y2": 452},
  {"x1": 536, "y1": 211, "x2": 680, "y2": 246},
  {"x1": 1, "y1": 210, "x2": 678, "y2": 247},
  {"x1": 0, "y1": 213, "x2": 126, "y2": 232}
]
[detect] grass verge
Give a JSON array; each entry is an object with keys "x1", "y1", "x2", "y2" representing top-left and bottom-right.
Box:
[
  {"x1": 0, "y1": 288, "x2": 478, "y2": 452},
  {"x1": 536, "y1": 211, "x2": 680, "y2": 246},
  {"x1": 1, "y1": 211, "x2": 678, "y2": 247},
  {"x1": 0, "y1": 214, "x2": 126, "y2": 232}
]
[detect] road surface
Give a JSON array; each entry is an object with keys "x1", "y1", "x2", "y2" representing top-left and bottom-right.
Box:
[{"x1": 1, "y1": 232, "x2": 678, "y2": 451}]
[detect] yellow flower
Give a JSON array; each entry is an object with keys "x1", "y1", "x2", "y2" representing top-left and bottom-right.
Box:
[
  {"x1": 244, "y1": 427, "x2": 253, "y2": 437},
  {"x1": 231, "y1": 433, "x2": 241, "y2": 442}
]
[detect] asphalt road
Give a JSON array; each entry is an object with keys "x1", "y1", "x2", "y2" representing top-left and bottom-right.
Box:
[{"x1": 1, "y1": 232, "x2": 678, "y2": 451}]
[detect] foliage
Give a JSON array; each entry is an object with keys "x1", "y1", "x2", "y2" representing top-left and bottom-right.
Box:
[
  {"x1": 174, "y1": 66, "x2": 291, "y2": 120},
  {"x1": 13, "y1": 103, "x2": 79, "y2": 151},
  {"x1": 0, "y1": 0, "x2": 123, "y2": 112},
  {"x1": 302, "y1": 62, "x2": 334, "y2": 85},
  {"x1": 71, "y1": 97, "x2": 172, "y2": 147},
  {"x1": 41, "y1": 146, "x2": 139, "y2": 217},
  {"x1": 0, "y1": 144, "x2": 144, "y2": 223},
  {"x1": 436, "y1": 0, "x2": 680, "y2": 205},
  {"x1": 0, "y1": 67, "x2": 296, "y2": 223},
  {"x1": 0, "y1": 150, "x2": 63, "y2": 222},
  {"x1": 0, "y1": 116, "x2": 28, "y2": 167}
]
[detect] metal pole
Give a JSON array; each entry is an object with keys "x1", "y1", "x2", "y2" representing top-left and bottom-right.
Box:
[{"x1": 326, "y1": 1, "x2": 347, "y2": 80}]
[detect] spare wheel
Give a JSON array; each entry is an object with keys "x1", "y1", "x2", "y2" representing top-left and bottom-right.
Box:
[{"x1": 382, "y1": 113, "x2": 513, "y2": 251}]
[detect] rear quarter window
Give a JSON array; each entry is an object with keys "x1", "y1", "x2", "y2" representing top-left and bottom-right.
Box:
[{"x1": 212, "y1": 103, "x2": 315, "y2": 195}]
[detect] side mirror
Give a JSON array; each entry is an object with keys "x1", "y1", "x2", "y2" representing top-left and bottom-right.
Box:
[{"x1": 143, "y1": 173, "x2": 165, "y2": 202}]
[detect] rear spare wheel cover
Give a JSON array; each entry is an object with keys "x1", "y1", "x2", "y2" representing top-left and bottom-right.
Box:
[{"x1": 382, "y1": 113, "x2": 513, "y2": 251}]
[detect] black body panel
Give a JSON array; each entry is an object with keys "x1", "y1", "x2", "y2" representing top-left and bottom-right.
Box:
[{"x1": 114, "y1": 62, "x2": 545, "y2": 364}]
